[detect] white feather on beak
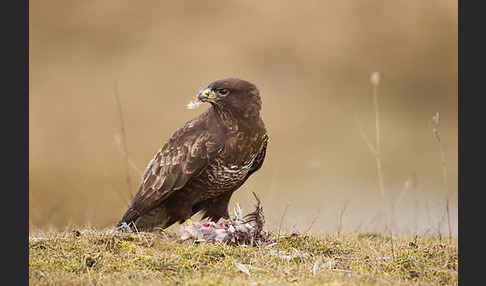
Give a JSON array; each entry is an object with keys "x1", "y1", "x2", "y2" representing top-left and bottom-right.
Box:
[{"x1": 186, "y1": 89, "x2": 204, "y2": 109}]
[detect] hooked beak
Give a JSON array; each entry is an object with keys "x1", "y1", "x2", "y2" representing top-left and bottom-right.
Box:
[{"x1": 198, "y1": 88, "x2": 221, "y2": 102}]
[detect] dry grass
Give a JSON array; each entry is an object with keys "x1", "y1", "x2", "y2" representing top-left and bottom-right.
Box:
[{"x1": 29, "y1": 227, "x2": 457, "y2": 285}]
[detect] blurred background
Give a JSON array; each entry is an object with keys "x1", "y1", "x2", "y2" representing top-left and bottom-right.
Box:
[{"x1": 29, "y1": 0, "x2": 457, "y2": 235}]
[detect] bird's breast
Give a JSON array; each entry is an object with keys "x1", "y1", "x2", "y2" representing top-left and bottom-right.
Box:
[
  {"x1": 187, "y1": 131, "x2": 265, "y2": 200},
  {"x1": 203, "y1": 152, "x2": 257, "y2": 190}
]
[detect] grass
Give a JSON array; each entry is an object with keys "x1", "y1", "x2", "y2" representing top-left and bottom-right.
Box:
[{"x1": 29, "y1": 226, "x2": 457, "y2": 285}]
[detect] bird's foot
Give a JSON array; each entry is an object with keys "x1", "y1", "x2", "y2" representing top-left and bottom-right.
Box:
[
  {"x1": 112, "y1": 222, "x2": 133, "y2": 233},
  {"x1": 185, "y1": 218, "x2": 193, "y2": 226}
]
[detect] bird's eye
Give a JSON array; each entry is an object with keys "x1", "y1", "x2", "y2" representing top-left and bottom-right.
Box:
[{"x1": 217, "y1": 88, "x2": 230, "y2": 96}]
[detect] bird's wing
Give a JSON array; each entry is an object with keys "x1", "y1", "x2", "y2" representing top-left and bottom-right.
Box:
[
  {"x1": 120, "y1": 115, "x2": 224, "y2": 224},
  {"x1": 246, "y1": 134, "x2": 268, "y2": 178}
]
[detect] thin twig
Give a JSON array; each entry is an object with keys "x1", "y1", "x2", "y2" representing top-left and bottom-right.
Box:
[
  {"x1": 277, "y1": 203, "x2": 290, "y2": 240},
  {"x1": 390, "y1": 175, "x2": 413, "y2": 233},
  {"x1": 304, "y1": 208, "x2": 321, "y2": 233},
  {"x1": 357, "y1": 73, "x2": 395, "y2": 259},
  {"x1": 114, "y1": 134, "x2": 143, "y2": 176},
  {"x1": 356, "y1": 119, "x2": 377, "y2": 155},
  {"x1": 372, "y1": 82, "x2": 386, "y2": 200},
  {"x1": 357, "y1": 72, "x2": 388, "y2": 228},
  {"x1": 337, "y1": 200, "x2": 350, "y2": 236},
  {"x1": 445, "y1": 199, "x2": 451, "y2": 240},
  {"x1": 431, "y1": 112, "x2": 452, "y2": 241},
  {"x1": 113, "y1": 80, "x2": 134, "y2": 201}
]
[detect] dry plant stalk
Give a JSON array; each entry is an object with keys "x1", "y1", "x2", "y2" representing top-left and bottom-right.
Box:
[
  {"x1": 390, "y1": 175, "x2": 414, "y2": 233},
  {"x1": 357, "y1": 72, "x2": 388, "y2": 225},
  {"x1": 431, "y1": 112, "x2": 452, "y2": 241},
  {"x1": 113, "y1": 80, "x2": 135, "y2": 203},
  {"x1": 304, "y1": 209, "x2": 321, "y2": 233},
  {"x1": 337, "y1": 200, "x2": 349, "y2": 236},
  {"x1": 357, "y1": 72, "x2": 394, "y2": 260},
  {"x1": 277, "y1": 203, "x2": 290, "y2": 240},
  {"x1": 371, "y1": 73, "x2": 386, "y2": 201}
]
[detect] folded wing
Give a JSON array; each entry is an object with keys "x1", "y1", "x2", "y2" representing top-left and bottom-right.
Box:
[{"x1": 120, "y1": 116, "x2": 224, "y2": 225}]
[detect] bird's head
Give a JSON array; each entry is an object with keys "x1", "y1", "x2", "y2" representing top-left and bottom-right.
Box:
[{"x1": 197, "y1": 78, "x2": 262, "y2": 118}]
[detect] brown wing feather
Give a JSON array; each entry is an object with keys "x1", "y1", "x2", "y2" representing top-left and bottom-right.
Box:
[
  {"x1": 120, "y1": 114, "x2": 224, "y2": 224},
  {"x1": 246, "y1": 134, "x2": 268, "y2": 177}
]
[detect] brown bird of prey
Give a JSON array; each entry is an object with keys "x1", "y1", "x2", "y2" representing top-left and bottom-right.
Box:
[{"x1": 118, "y1": 78, "x2": 268, "y2": 231}]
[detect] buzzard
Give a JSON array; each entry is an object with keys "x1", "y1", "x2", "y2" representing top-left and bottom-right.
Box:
[{"x1": 118, "y1": 78, "x2": 268, "y2": 231}]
